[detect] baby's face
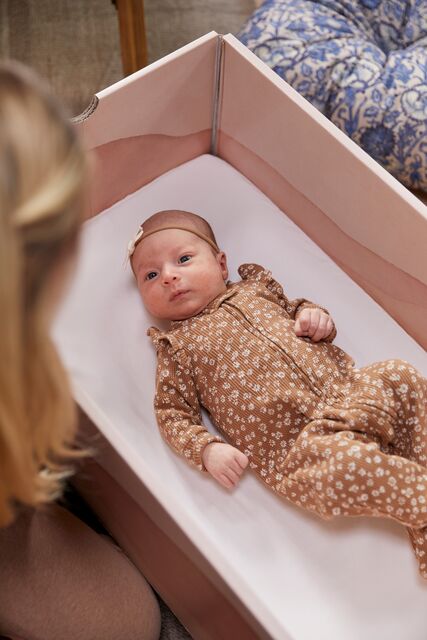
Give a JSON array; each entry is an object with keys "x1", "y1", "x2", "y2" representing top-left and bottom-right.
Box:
[{"x1": 131, "y1": 228, "x2": 228, "y2": 321}]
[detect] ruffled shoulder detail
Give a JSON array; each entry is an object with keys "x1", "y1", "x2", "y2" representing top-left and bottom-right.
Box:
[
  {"x1": 147, "y1": 326, "x2": 191, "y2": 366},
  {"x1": 238, "y1": 263, "x2": 272, "y2": 283},
  {"x1": 147, "y1": 327, "x2": 183, "y2": 353},
  {"x1": 238, "y1": 263, "x2": 284, "y2": 297}
]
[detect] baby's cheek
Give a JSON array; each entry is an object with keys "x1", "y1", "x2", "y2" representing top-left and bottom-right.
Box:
[
  {"x1": 140, "y1": 287, "x2": 155, "y2": 310},
  {"x1": 139, "y1": 285, "x2": 147, "y2": 302}
]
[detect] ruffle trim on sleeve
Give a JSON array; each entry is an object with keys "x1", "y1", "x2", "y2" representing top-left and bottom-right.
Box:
[
  {"x1": 238, "y1": 263, "x2": 286, "y2": 302},
  {"x1": 147, "y1": 326, "x2": 169, "y2": 349},
  {"x1": 238, "y1": 263, "x2": 271, "y2": 282},
  {"x1": 147, "y1": 326, "x2": 181, "y2": 352},
  {"x1": 147, "y1": 327, "x2": 192, "y2": 367}
]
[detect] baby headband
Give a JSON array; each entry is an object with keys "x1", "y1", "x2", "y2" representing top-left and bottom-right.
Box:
[{"x1": 127, "y1": 224, "x2": 220, "y2": 257}]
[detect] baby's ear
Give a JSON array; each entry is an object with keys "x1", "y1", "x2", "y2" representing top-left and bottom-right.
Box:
[{"x1": 217, "y1": 251, "x2": 228, "y2": 280}]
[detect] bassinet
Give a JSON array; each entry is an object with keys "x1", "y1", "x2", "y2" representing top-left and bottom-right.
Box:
[{"x1": 53, "y1": 32, "x2": 427, "y2": 640}]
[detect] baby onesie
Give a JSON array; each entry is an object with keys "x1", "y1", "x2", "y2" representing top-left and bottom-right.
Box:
[{"x1": 149, "y1": 264, "x2": 427, "y2": 575}]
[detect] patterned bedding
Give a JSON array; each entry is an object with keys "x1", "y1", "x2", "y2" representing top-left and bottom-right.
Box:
[{"x1": 238, "y1": 0, "x2": 427, "y2": 191}]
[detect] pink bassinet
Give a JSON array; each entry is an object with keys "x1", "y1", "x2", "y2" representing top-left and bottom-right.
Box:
[{"x1": 53, "y1": 32, "x2": 427, "y2": 640}]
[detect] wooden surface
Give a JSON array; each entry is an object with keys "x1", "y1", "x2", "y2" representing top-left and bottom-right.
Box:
[{"x1": 116, "y1": 0, "x2": 148, "y2": 74}]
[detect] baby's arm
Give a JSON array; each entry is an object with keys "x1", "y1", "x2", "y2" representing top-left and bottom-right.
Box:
[
  {"x1": 268, "y1": 274, "x2": 336, "y2": 342},
  {"x1": 238, "y1": 264, "x2": 336, "y2": 342},
  {"x1": 202, "y1": 442, "x2": 249, "y2": 489},
  {"x1": 154, "y1": 342, "x2": 249, "y2": 487},
  {"x1": 154, "y1": 342, "x2": 223, "y2": 470}
]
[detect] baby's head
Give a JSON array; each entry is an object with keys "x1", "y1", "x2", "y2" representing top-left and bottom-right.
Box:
[{"x1": 129, "y1": 210, "x2": 228, "y2": 321}]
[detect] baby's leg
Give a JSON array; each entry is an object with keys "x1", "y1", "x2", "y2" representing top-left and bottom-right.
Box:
[
  {"x1": 352, "y1": 359, "x2": 427, "y2": 576},
  {"x1": 367, "y1": 359, "x2": 427, "y2": 577},
  {"x1": 279, "y1": 360, "x2": 427, "y2": 576},
  {"x1": 356, "y1": 359, "x2": 427, "y2": 465},
  {"x1": 280, "y1": 419, "x2": 427, "y2": 525}
]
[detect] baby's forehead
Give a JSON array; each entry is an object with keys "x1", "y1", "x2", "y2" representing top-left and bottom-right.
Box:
[{"x1": 132, "y1": 228, "x2": 201, "y2": 263}]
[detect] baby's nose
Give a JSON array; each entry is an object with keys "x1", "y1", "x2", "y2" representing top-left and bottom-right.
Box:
[{"x1": 162, "y1": 271, "x2": 178, "y2": 284}]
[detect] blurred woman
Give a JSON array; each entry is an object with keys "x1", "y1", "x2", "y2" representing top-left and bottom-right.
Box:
[{"x1": 0, "y1": 61, "x2": 160, "y2": 640}]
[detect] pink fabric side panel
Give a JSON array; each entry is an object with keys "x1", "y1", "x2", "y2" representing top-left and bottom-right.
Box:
[
  {"x1": 218, "y1": 131, "x2": 427, "y2": 350},
  {"x1": 75, "y1": 33, "x2": 218, "y2": 213},
  {"x1": 87, "y1": 131, "x2": 211, "y2": 216},
  {"x1": 220, "y1": 36, "x2": 427, "y2": 287},
  {"x1": 77, "y1": 33, "x2": 218, "y2": 148}
]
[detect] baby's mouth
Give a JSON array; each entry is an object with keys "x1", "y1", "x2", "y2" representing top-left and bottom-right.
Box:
[{"x1": 170, "y1": 289, "x2": 189, "y2": 301}]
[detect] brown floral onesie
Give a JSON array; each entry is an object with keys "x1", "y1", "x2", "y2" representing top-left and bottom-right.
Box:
[{"x1": 148, "y1": 264, "x2": 427, "y2": 577}]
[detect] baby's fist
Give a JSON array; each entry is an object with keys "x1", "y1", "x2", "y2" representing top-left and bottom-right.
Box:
[
  {"x1": 294, "y1": 307, "x2": 333, "y2": 342},
  {"x1": 202, "y1": 442, "x2": 249, "y2": 489}
]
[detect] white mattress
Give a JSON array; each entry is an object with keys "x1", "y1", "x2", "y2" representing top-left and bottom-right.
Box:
[{"x1": 53, "y1": 154, "x2": 427, "y2": 640}]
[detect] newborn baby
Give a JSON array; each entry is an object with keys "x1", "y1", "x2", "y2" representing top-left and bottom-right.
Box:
[{"x1": 129, "y1": 208, "x2": 427, "y2": 578}]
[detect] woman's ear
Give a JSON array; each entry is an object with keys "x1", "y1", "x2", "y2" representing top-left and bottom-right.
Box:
[{"x1": 217, "y1": 251, "x2": 228, "y2": 281}]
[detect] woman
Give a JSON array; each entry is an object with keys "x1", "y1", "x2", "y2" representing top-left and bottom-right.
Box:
[{"x1": 0, "y1": 62, "x2": 160, "y2": 640}]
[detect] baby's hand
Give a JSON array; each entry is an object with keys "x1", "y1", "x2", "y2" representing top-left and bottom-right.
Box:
[
  {"x1": 202, "y1": 442, "x2": 249, "y2": 489},
  {"x1": 294, "y1": 307, "x2": 333, "y2": 342}
]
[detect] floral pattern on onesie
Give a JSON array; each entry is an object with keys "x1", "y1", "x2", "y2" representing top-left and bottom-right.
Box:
[{"x1": 148, "y1": 264, "x2": 427, "y2": 576}]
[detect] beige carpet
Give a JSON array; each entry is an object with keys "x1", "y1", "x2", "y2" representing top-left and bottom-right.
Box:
[
  {"x1": 0, "y1": 0, "x2": 256, "y2": 116},
  {"x1": 0, "y1": 0, "x2": 123, "y2": 116}
]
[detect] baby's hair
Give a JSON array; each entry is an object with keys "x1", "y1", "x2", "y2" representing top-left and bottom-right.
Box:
[
  {"x1": 0, "y1": 61, "x2": 87, "y2": 525},
  {"x1": 142, "y1": 210, "x2": 219, "y2": 249}
]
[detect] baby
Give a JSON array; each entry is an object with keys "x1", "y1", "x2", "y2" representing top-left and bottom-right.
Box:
[{"x1": 129, "y1": 208, "x2": 427, "y2": 578}]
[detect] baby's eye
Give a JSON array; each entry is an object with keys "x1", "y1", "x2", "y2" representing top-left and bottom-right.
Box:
[
  {"x1": 179, "y1": 255, "x2": 191, "y2": 264},
  {"x1": 145, "y1": 271, "x2": 158, "y2": 281}
]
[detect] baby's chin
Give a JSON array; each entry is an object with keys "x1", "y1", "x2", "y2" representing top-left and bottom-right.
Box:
[
  {"x1": 154, "y1": 302, "x2": 207, "y2": 322},
  {"x1": 145, "y1": 287, "x2": 226, "y2": 322},
  {"x1": 145, "y1": 305, "x2": 198, "y2": 323},
  {"x1": 168, "y1": 307, "x2": 203, "y2": 321}
]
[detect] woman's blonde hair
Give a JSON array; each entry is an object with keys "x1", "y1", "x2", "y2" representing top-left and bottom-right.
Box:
[{"x1": 0, "y1": 62, "x2": 87, "y2": 526}]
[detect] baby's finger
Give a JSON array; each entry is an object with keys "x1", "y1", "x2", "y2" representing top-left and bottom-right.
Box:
[
  {"x1": 294, "y1": 310, "x2": 309, "y2": 336},
  {"x1": 306, "y1": 309, "x2": 320, "y2": 337},
  {"x1": 218, "y1": 473, "x2": 235, "y2": 489},
  {"x1": 229, "y1": 459, "x2": 244, "y2": 475},
  {"x1": 224, "y1": 467, "x2": 241, "y2": 485},
  {"x1": 311, "y1": 313, "x2": 328, "y2": 342},
  {"x1": 299, "y1": 313, "x2": 310, "y2": 332},
  {"x1": 234, "y1": 450, "x2": 249, "y2": 470}
]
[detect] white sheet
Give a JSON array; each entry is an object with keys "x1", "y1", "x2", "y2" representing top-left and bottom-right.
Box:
[{"x1": 53, "y1": 154, "x2": 427, "y2": 640}]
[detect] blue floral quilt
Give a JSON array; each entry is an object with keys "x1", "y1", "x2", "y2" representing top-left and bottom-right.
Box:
[{"x1": 237, "y1": 0, "x2": 427, "y2": 191}]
